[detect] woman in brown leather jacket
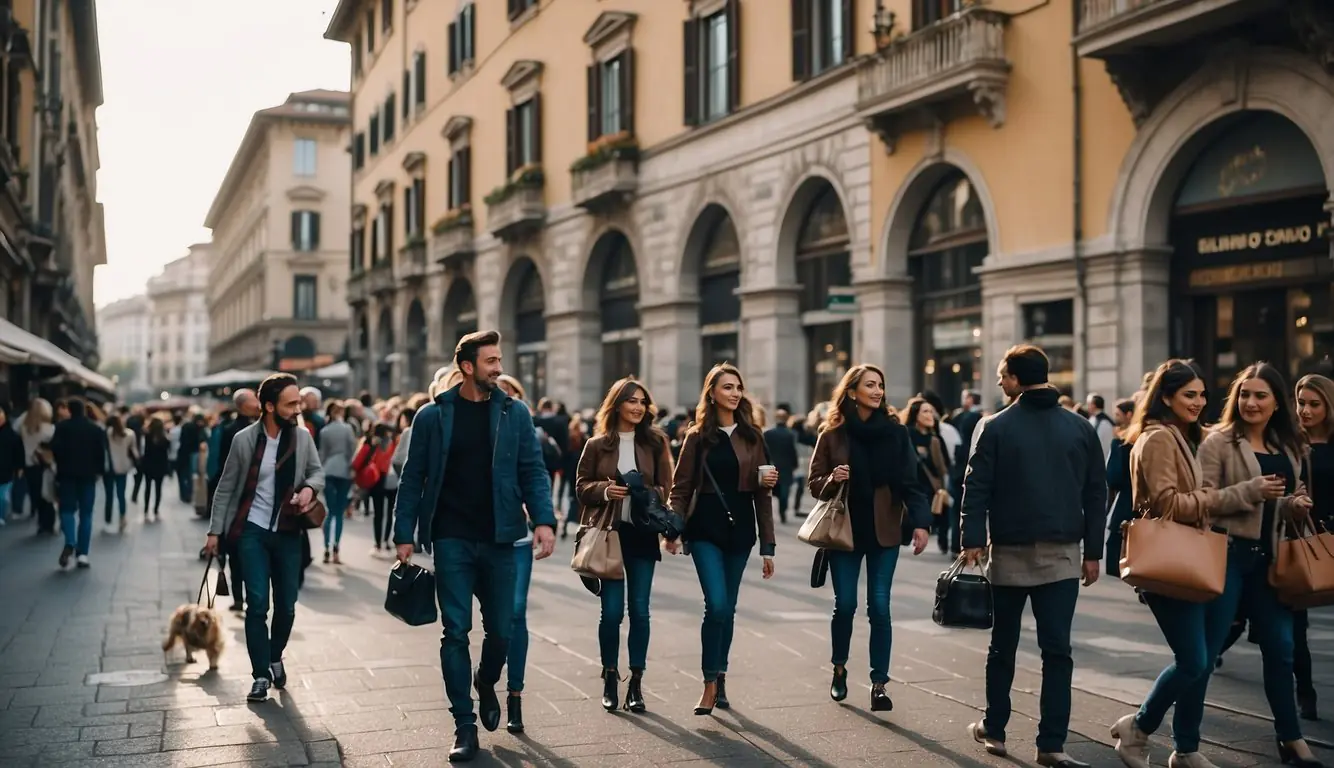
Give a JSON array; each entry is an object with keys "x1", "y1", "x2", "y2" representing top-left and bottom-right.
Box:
[
  {"x1": 668, "y1": 363, "x2": 778, "y2": 716},
  {"x1": 1111, "y1": 360, "x2": 1288, "y2": 768},
  {"x1": 575, "y1": 377, "x2": 673, "y2": 715},
  {"x1": 808, "y1": 364, "x2": 931, "y2": 712}
]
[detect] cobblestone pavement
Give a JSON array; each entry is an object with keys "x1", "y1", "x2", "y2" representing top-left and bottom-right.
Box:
[{"x1": 0, "y1": 489, "x2": 1330, "y2": 767}]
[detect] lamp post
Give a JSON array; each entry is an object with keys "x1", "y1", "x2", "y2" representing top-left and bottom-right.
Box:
[{"x1": 872, "y1": 1, "x2": 897, "y2": 50}]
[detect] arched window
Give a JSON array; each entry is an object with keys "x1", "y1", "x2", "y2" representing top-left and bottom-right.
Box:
[
  {"x1": 909, "y1": 170, "x2": 985, "y2": 407},
  {"x1": 797, "y1": 183, "x2": 852, "y2": 404},
  {"x1": 442, "y1": 279, "x2": 478, "y2": 354},
  {"x1": 599, "y1": 233, "x2": 640, "y2": 386},
  {"x1": 513, "y1": 261, "x2": 547, "y2": 400},
  {"x1": 700, "y1": 213, "x2": 741, "y2": 367}
]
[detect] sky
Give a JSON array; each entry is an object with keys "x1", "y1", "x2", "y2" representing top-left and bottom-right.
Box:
[{"x1": 92, "y1": 0, "x2": 349, "y2": 307}]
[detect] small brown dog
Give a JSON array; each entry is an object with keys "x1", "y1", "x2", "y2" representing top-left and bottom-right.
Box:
[{"x1": 162, "y1": 605, "x2": 224, "y2": 668}]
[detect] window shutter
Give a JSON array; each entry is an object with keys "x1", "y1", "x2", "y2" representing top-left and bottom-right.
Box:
[
  {"x1": 416, "y1": 179, "x2": 426, "y2": 232},
  {"x1": 791, "y1": 0, "x2": 810, "y2": 82},
  {"x1": 505, "y1": 107, "x2": 517, "y2": 176},
  {"x1": 311, "y1": 212, "x2": 321, "y2": 250},
  {"x1": 726, "y1": 0, "x2": 742, "y2": 113},
  {"x1": 531, "y1": 93, "x2": 543, "y2": 165},
  {"x1": 466, "y1": 5, "x2": 475, "y2": 61},
  {"x1": 507, "y1": 0, "x2": 517, "y2": 20},
  {"x1": 404, "y1": 187, "x2": 413, "y2": 236},
  {"x1": 621, "y1": 49, "x2": 635, "y2": 137},
  {"x1": 586, "y1": 64, "x2": 600, "y2": 142},
  {"x1": 387, "y1": 203, "x2": 395, "y2": 258},
  {"x1": 841, "y1": 0, "x2": 856, "y2": 62},
  {"x1": 290, "y1": 211, "x2": 301, "y2": 249},
  {"x1": 415, "y1": 52, "x2": 426, "y2": 104},
  {"x1": 447, "y1": 155, "x2": 456, "y2": 209},
  {"x1": 461, "y1": 146, "x2": 471, "y2": 205},
  {"x1": 682, "y1": 18, "x2": 699, "y2": 126},
  {"x1": 448, "y1": 21, "x2": 458, "y2": 74},
  {"x1": 370, "y1": 218, "x2": 379, "y2": 261},
  {"x1": 402, "y1": 70, "x2": 410, "y2": 118}
]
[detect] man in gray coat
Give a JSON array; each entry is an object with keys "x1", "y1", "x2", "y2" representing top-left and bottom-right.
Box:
[{"x1": 204, "y1": 373, "x2": 324, "y2": 703}]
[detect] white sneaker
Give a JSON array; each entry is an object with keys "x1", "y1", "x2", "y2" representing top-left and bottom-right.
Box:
[{"x1": 75, "y1": 554, "x2": 90, "y2": 568}]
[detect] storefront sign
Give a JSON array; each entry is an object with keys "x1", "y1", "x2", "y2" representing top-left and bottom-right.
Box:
[
  {"x1": 1187, "y1": 261, "x2": 1285, "y2": 288},
  {"x1": 826, "y1": 286, "x2": 858, "y2": 314},
  {"x1": 1195, "y1": 222, "x2": 1329, "y2": 255}
]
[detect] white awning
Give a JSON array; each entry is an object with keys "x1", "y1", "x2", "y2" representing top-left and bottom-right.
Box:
[
  {"x1": 309, "y1": 360, "x2": 350, "y2": 379},
  {"x1": 183, "y1": 369, "x2": 277, "y2": 390},
  {"x1": 0, "y1": 318, "x2": 115, "y2": 393}
]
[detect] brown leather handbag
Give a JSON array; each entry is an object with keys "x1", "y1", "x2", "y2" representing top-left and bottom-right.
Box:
[
  {"x1": 1119, "y1": 507, "x2": 1228, "y2": 603},
  {"x1": 1270, "y1": 519, "x2": 1334, "y2": 609},
  {"x1": 571, "y1": 524, "x2": 624, "y2": 580},
  {"x1": 798, "y1": 484, "x2": 855, "y2": 552}
]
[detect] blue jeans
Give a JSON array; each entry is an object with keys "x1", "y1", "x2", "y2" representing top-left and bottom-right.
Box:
[
  {"x1": 177, "y1": 457, "x2": 195, "y2": 503},
  {"x1": 0, "y1": 481, "x2": 11, "y2": 519},
  {"x1": 238, "y1": 522, "x2": 303, "y2": 680},
  {"x1": 1136, "y1": 545, "x2": 1247, "y2": 753},
  {"x1": 1233, "y1": 545, "x2": 1302, "y2": 742},
  {"x1": 690, "y1": 541, "x2": 749, "y2": 681},
  {"x1": 102, "y1": 473, "x2": 127, "y2": 524},
  {"x1": 828, "y1": 546, "x2": 900, "y2": 684},
  {"x1": 322, "y1": 477, "x2": 351, "y2": 549},
  {"x1": 433, "y1": 538, "x2": 517, "y2": 729},
  {"x1": 58, "y1": 479, "x2": 97, "y2": 555},
  {"x1": 984, "y1": 579, "x2": 1081, "y2": 754},
  {"x1": 599, "y1": 555, "x2": 657, "y2": 670},
  {"x1": 507, "y1": 543, "x2": 534, "y2": 692}
]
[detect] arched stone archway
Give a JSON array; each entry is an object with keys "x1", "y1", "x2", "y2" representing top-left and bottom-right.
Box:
[
  {"x1": 375, "y1": 307, "x2": 394, "y2": 397},
  {"x1": 404, "y1": 299, "x2": 427, "y2": 394},
  {"x1": 500, "y1": 256, "x2": 548, "y2": 401},
  {"x1": 441, "y1": 278, "x2": 478, "y2": 360},
  {"x1": 679, "y1": 204, "x2": 743, "y2": 397},
  {"x1": 574, "y1": 229, "x2": 641, "y2": 407},
  {"x1": 1097, "y1": 47, "x2": 1334, "y2": 396},
  {"x1": 873, "y1": 153, "x2": 999, "y2": 404}
]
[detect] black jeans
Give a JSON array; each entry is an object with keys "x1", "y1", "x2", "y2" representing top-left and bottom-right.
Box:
[
  {"x1": 984, "y1": 579, "x2": 1080, "y2": 754},
  {"x1": 371, "y1": 486, "x2": 396, "y2": 547},
  {"x1": 143, "y1": 476, "x2": 165, "y2": 514}
]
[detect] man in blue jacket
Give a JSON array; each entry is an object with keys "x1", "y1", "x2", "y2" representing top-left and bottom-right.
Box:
[{"x1": 393, "y1": 329, "x2": 555, "y2": 763}]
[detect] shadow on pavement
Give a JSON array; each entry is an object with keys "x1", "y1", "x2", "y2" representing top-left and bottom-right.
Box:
[{"x1": 839, "y1": 704, "x2": 1011, "y2": 768}]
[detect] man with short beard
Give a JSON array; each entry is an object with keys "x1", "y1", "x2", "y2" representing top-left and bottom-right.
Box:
[
  {"x1": 204, "y1": 374, "x2": 324, "y2": 703},
  {"x1": 393, "y1": 330, "x2": 556, "y2": 763}
]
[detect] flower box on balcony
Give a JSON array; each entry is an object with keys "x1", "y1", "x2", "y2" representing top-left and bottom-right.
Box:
[
  {"x1": 486, "y1": 166, "x2": 546, "y2": 242},
  {"x1": 397, "y1": 236, "x2": 428, "y2": 283},
  {"x1": 432, "y1": 207, "x2": 476, "y2": 266},
  {"x1": 368, "y1": 260, "x2": 396, "y2": 295},
  {"x1": 571, "y1": 136, "x2": 639, "y2": 211}
]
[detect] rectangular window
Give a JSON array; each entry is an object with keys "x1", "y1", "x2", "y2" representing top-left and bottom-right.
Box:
[
  {"x1": 518, "y1": 99, "x2": 536, "y2": 167},
  {"x1": 350, "y1": 226, "x2": 365, "y2": 272},
  {"x1": 353, "y1": 132, "x2": 365, "y2": 170},
  {"x1": 507, "y1": 0, "x2": 536, "y2": 21},
  {"x1": 600, "y1": 58, "x2": 621, "y2": 137},
  {"x1": 175, "y1": 364, "x2": 185, "y2": 382},
  {"x1": 449, "y1": 4, "x2": 475, "y2": 74},
  {"x1": 293, "y1": 138, "x2": 317, "y2": 176},
  {"x1": 294, "y1": 276, "x2": 318, "y2": 320},
  {"x1": 413, "y1": 51, "x2": 427, "y2": 107},
  {"x1": 366, "y1": 10, "x2": 375, "y2": 52},
  {"x1": 705, "y1": 13, "x2": 728, "y2": 122},
  {"x1": 448, "y1": 146, "x2": 471, "y2": 209},
  {"x1": 369, "y1": 115, "x2": 380, "y2": 155},
  {"x1": 794, "y1": 0, "x2": 851, "y2": 80},
  {"x1": 291, "y1": 210, "x2": 321, "y2": 252},
  {"x1": 383, "y1": 95, "x2": 396, "y2": 142},
  {"x1": 381, "y1": 0, "x2": 392, "y2": 32},
  {"x1": 913, "y1": 0, "x2": 962, "y2": 30}
]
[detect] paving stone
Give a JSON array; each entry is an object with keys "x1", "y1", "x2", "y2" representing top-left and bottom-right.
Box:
[
  {"x1": 80, "y1": 723, "x2": 130, "y2": 741},
  {"x1": 92, "y1": 735, "x2": 162, "y2": 755},
  {"x1": 0, "y1": 725, "x2": 81, "y2": 747}
]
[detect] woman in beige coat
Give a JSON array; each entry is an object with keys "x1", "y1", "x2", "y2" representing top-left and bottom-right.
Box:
[
  {"x1": 1112, "y1": 360, "x2": 1284, "y2": 768},
  {"x1": 1195, "y1": 362, "x2": 1319, "y2": 767}
]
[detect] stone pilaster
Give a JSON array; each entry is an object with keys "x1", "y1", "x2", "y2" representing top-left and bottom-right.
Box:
[
  {"x1": 639, "y1": 299, "x2": 700, "y2": 411},
  {"x1": 853, "y1": 276, "x2": 915, "y2": 403},
  {"x1": 546, "y1": 309, "x2": 602, "y2": 409},
  {"x1": 739, "y1": 285, "x2": 803, "y2": 410}
]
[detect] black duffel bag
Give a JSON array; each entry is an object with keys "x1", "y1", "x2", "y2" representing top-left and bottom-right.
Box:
[
  {"x1": 933, "y1": 555, "x2": 993, "y2": 630},
  {"x1": 385, "y1": 561, "x2": 438, "y2": 627}
]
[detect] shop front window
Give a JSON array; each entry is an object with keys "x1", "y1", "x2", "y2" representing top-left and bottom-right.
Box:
[
  {"x1": 797, "y1": 183, "x2": 853, "y2": 405},
  {"x1": 700, "y1": 214, "x2": 741, "y2": 369},
  {"x1": 599, "y1": 233, "x2": 640, "y2": 387},
  {"x1": 910, "y1": 169, "x2": 985, "y2": 409},
  {"x1": 1023, "y1": 300, "x2": 1075, "y2": 395},
  {"x1": 513, "y1": 260, "x2": 547, "y2": 402}
]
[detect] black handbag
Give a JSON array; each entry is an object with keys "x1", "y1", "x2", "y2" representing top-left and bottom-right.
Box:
[
  {"x1": 810, "y1": 548, "x2": 830, "y2": 589},
  {"x1": 622, "y1": 470, "x2": 684, "y2": 538},
  {"x1": 933, "y1": 555, "x2": 993, "y2": 630},
  {"x1": 385, "y1": 561, "x2": 438, "y2": 627}
]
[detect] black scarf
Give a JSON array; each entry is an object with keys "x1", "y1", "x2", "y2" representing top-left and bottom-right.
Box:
[{"x1": 841, "y1": 405, "x2": 899, "y2": 493}]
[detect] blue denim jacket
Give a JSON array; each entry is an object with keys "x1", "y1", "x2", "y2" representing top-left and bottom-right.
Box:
[{"x1": 392, "y1": 385, "x2": 555, "y2": 546}]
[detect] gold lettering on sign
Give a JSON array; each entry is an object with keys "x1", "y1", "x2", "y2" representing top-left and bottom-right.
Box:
[
  {"x1": 1218, "y1": 145, "x2": 1267, "y2": 198},
  {"x1": 1196, "y1": 225, "x2": 1317, "y2": 255},
  {"x1": 1188, "y1": 261, "x2": 1284, "y2": 288}
]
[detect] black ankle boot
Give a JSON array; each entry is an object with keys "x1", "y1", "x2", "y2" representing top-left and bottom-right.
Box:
[
  {"x1": 506, "y1": 693, "x2": 524, "y2": 733},
  {"x1": 870, "y1": 683, "x2": 893, "y2": 712},
  {"x1": 601, "y1": 669, "x2": 619, "y2": 711},
  {"x1": 830, "y1": 667, "x2": 848, "y2": 702},
  {"x1": 714, "y1": 673, "x2": 730, "y2": 710},
  {"x1": 448, "y1": 727, "x2": 479, "y2": 762},
  {"x1": 1298, "y1": 690, "x2": 1318, "y2": 722},
  {"x1": 624, "y1": 670, "x2": 646, "y2": 713}
]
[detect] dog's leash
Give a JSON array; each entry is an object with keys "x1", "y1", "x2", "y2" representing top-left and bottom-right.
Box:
[{"x1": 197, "y1": 555, "x2": 218, "y2": 610}]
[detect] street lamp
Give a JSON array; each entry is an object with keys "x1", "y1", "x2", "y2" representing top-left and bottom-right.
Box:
[{"x1": 872, "y1": 1, "x2": 897, "y2": 49}]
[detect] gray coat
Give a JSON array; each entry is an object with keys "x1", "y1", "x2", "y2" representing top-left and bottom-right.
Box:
[
  {"x1": 319, "y1": 419, "x2": 356, "y2": 479},
  {"x1": 209, "y1": 422, "x2": 325, "y2": 537}
]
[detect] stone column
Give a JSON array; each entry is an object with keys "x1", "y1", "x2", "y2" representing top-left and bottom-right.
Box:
[
  {"x1": 1108, "y1": 248, "x2": 1171, "y2": 397},
  {"x1": 546, "y1": 310, "x2": 601, "y2": 409},
  {"x1": 853, "y1": 276, "x2": 914, "y2": 404},
  {"x1": 639, "y1": 299, "x2": 700, "y2": 411},
  {"x1": 739, "y1": 286, "x2": 802, "y2": 410}
]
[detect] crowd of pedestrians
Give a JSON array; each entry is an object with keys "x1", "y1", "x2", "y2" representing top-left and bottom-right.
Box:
[{"x1": 1, "y1": 330, "x2": 1328, "y2": 767}]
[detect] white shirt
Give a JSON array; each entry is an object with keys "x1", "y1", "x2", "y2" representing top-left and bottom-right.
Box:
[
  {"x1": 617, "y1": 431, "x2": 637, "y2": 522},
  {"x1": 1088, "y1": 413, "x2": 1115, "y2": 463},
  {"x1": 720, "y1": 424, "x2": 737, "y2": 437},
  {"x1": 938, "y1": 421, "x2": 962, "y2": 463},
  {"x1": 246, "y1": 437, "x2": 282, "y2": 531}
]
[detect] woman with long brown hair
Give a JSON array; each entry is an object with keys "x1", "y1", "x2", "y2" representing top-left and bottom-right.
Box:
[
  {"x1": 1293, "y1": 373, "x2": 1333, "y2": 721},
  {"x1": 575, "y1": 377, "x2": 674, "y2": 714},
  {"x1": 808, "y1": 364, "x2": 931, "y2": 711},
  {"x1": 669, "y1": 363, "x2": 778, "y2": 715},
  {"x1": 1111, "y1": 360, "x2": 1288, "y2": 768},
  {"x1": 1195, "y1": 363, "x2": 1319, "y2": 767},
  {"x1": 903, "y1": 396, "x2": 951, "y2": 552}
]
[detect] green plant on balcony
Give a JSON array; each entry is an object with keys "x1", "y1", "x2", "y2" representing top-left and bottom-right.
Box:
[
  {"x1": 570, "y1": 132, "x2": 640, "y2": 174},
  {"x1": 484, "y1": 165, "x2": 545, "y2": 206},
  {"x1": 431, "y1": 203, "x2": 473, "y2": 235}
]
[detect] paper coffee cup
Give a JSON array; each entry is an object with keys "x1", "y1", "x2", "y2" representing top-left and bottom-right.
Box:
[{"x1": 758, "y1": 464, "x2": 776, "y2": 485}]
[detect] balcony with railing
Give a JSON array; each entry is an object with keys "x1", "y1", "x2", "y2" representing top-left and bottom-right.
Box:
[
  {"x1": 367, "y1": 260, "x2": 396, "y2": 296},
  {"x1": 1074, "y1": 0, "x2": 1276, "y2": 59},
  {"x1": 432, "y1": 207, "x2": 476, "y2": 268},
  {"x1": 397, "y1": 237, "x2": 428, "y2": 283},
  {"x1": 856, "y1": 8, "x2": 1010, "y2": 154},
  {"x1": 485, "y1": 168, "x2": 546, "y2": 243},
  {"x1": 347, "y1": 269, "x2": 369, "y2": 305}
]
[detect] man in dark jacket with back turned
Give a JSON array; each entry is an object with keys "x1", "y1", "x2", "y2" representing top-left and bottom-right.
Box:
[
  {"x1": 959, "y1": 344, "x2": 1106, "y2": 768},
  {"x1": 50, "y1": 398, "x2": 108, "y2": 569}
]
